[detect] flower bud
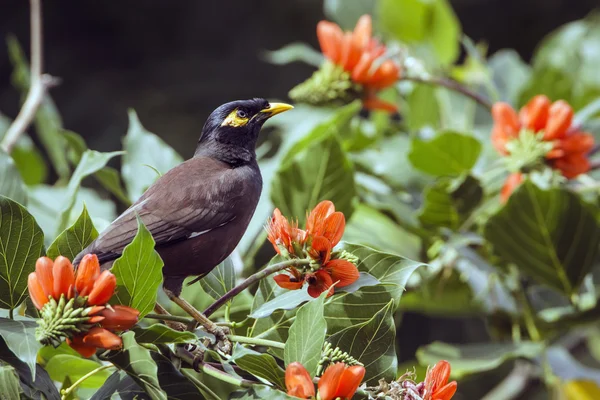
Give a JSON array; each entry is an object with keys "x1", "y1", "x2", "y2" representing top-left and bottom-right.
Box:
[
  {"x1": 100, "y1": 305, "x2": 139, "y2": 331},
  {"x1": 35, "y1": 257, "x2": 54, "y2": 300},
  {"x1": 28, "y1": 272, "x2": 48, "y2": 310},
  {"x1": 87, "y1": 270, "x2": 116, "y2": 306},
  {"x1": 75, "y1": 254, "x2": 100, "y2": 296},
  {"x1": 82, "y1": 327, "x2": 122, "y2": 350},
  {"x1": 52, "y1": 256, "x2": 75, "y2": 300},
  {"x1": 67, "y1": 335, "x2": 97, "y2": 358}
]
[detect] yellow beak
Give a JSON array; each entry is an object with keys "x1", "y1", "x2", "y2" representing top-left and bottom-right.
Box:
[{"x1": 261, "y1": 102, "x2": 294, "y2": 118}]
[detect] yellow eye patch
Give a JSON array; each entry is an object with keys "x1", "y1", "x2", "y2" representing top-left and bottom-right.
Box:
[{"x1": 221, "y1": 109, "x2": 249, "y2": 127}]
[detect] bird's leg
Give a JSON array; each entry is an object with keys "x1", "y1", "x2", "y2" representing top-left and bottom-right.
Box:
[
  {"x1": 164, "y1": 288, "x2": 232, "y2": 354},
  {"x1": 152, "y1": 303, "x2": 187, "y2": 332}
]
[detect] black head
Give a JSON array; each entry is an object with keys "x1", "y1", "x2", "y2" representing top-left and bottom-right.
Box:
[{"x1": 195, "y1": 98, "x2": 293, "y2": 165}]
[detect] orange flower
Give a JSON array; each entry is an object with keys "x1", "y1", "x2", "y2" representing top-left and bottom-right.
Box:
[
  {"x1": 306, "y1": 270, "x2": 334, "y2": 298},
  {"x1": 87, "y1": 270, "x2": 117, "y2": 305},
  {"x1": 266, "y1": 209, "x2": 306, "y2": 256},
  {"x1": 317, "y1": 15, "x2": 400, "y2": 112},
  {"x1": 491, "y1": 95, "x2": 594, "y2": 179},
  {"x1": 52, "y1": 256, "x2": 75, "y2": 300},
  {"x1": 75, "y1": 254, "x2": 100, "y2": 296},
  {"x1": 306, "y1": 201, "x2": 345, "y2": 247},
  {"x1": 423, "y1": 360, "x2": 457, "y2": 400},
  {"x1": 285, "y1": 362, "x2": 315, "y2": 399},
  {"x1": 99, "y1": 305, "x2": 140, "y2": 331},
  {"x1": 67, "y1": 327, "x2": 123, "y2": 357},
  {"x1": 318, "y1": 362, "x2": 366, "y2": 400},
  {"x1": 28, "y1": 272, "x2": 47, "y2": 310},
  {"x1": 273, "y1": 267, "x2": 305, "y2": 291},
  {"x1": 500, "y1": 172, "x2": 524, "y2": 203}
]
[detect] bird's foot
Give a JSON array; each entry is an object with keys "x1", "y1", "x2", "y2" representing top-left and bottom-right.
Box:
[{"x1": 164, "y1": 289, "x2": 232, "y2": 354}]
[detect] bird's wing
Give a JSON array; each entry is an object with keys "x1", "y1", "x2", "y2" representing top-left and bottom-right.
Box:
[{"x1": 79, "y1": 157, "x2": 240, "y2": 264}]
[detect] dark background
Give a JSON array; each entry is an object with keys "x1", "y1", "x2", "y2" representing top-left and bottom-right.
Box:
[{"x1": 0, "y1": 0, "x2": 598, "y2": 158}]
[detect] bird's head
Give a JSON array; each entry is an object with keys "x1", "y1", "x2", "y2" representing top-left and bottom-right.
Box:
[{"x1": 195, "y1": 98, "x2": 293, "y2": 165}]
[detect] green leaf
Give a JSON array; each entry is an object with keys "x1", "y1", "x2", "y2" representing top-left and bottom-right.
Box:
[
  {"x1": 378, "y1": 0, "x2": 461, "y2": 66},
  {"x1": 418, "y1": 175, "x2": 483, "y2": 230},
  {"x1": 122, "y1": 110, "x2": 183, "y2": 202},
  {"x1": 0, "y1": 196, "x2": 44, "y2": 310},
  {"x1": 488, "y1": 49, "x2": 532, "y2": 104},
  {"x1": 101, "y1": 331, "x2": 167, "y2": 400},
  {"x1": 231, "y1": 385, "x2": 298, "y2": 400},
  {"x1": 416, "y1": 341, "x2": 543, "y2": 379},
  {"x1": 408, "y1": 131, "x2": 482, "y2": 177},
  {"x1": 484, "y1": 181, "x2": 600, "y2": 295},
  {"x1": 249, "y1": 287, "x2": 313, "y2": 320},
  {"x1": 341, "y1": 243, "x2": 424, "y2": 307},
  {"x1": 46, "y1": 355, "x2": 110, "y2": 388},
  {"x1": 232, "y1": 347, "x2": 286, "y2": 389},
  {"x1": 0, "y1": 150, "x2": 27, "y2": 205},
  {"x1": 404, "y1": 84, "x2": 441, "y2": 130},
  {"x1": 0, "y1": 318, "x2": 42, "y2": 379},
  {"x1": 262, "y1": 43, "x2": 324, "y2": 68},
  {"x1": 111, "y1": 219, "x2": 164, "y2": 318},
  {"x1": 344, "y1": 204, "x2": 421, "y2": 260},
  {"x1": 327, "y1": 299, "x2": 397, "y2": 384},
  {"x1": 323, "y1": 0, "x2": 375, "y2": 30},
  {"x1": 95, "y1": 166, "x2": 131, "y2": 205},
  {"x1": 0, "y1": 365, "x2": 20, "y2": 400},
  {"x1": 57, "y1": 150, "x2": 123, "y2": 233},
  {"x1": 151, "y1": 352, "x2": 206, "y2": 399},
  {"x1": 134, "y1": 324, "x2": 197, "y2": 344},
  {"x1": 199, "y1": 258, "x2": 235, "y2": 300},
  {"x1": 47, "y1": 204, "x2": 98, "y2": 260},
  {"x1": 271, "y1": 108, "x2": 358, "y2": 226},
  {"x1": 284, "y1": 291, "x2": 327, "y2": 377},
  {"x1": 7, "y1": 36, "x2": 70, "y2": 181}
]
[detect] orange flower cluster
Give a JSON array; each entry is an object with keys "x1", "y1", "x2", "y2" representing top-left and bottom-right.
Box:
[
  {"x1": 28, "y1": 255, "x2": 139, "y2": 357},
  {"x1": 317, "y1": 15, "x2": 401, "y2": 112},
  {"x1": 492, "y1": 95, "x2": 595, "y2": 201},
  {"x1": 403, "y1": 360, "x2": 456, "y2": 400},
  {"x1": 267, "y1": 201, "x2": 360, "y2": 298},
  {"x1": 285, "y1": 361, "x2": 365, "y2": 400}
]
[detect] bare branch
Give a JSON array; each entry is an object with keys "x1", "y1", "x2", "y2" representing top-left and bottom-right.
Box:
[{"x1": 1, "y1": 0, "x2": 58, "y2": 154}]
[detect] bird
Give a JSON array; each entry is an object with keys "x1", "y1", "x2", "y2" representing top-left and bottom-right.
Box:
[{"x1": 73, "y1": 98, "x2": 293, "y2": 350}]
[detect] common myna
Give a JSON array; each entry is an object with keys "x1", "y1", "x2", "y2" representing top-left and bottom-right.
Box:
[{"x1": 74, "y1": 98, "x2": 293, "y2": 349}]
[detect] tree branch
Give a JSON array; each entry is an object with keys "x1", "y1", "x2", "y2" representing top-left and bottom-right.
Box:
[
  {"x1": 399, "y1": 76, "x2": 493, "y2": 111},
  {"x1": 203, "y1": 258, "x2": 311, "y2": 317},
  {"x1": 1, "y1": 0, "x2": 59, "y2": 154}
]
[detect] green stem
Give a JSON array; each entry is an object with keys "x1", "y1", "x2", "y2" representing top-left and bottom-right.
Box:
[
  {"x1": 181, "y1": 369, "x2": 221, "y2": 400},
  {"x1": 399, "y1": 76, "x2": 493, "y2": 111},
  {"x1": 144, "y1": 313, "x2": 193, "y2": 324},
  {"x1": 204, "y1": 258, "x2": 311, "y2": 317},
  {"x1": 224, "y1": 303, "x2": 231, "y2": 323},
  {"x1": 228, "y1": 335, "x2": 285, "y2": 350},
  {"x1": 515, "y1": 285, "x2": 541, "y2": 342},
  {"x1": 8, "y1": 308, "x2": 14, "y2": 320},
  {"x1": 60, "y1": 364, "x2": 113, "y2": 399}
]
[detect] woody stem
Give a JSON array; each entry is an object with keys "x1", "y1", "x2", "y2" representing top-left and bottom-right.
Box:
[
  {"x1": 399, "y1": 76, "x2": 493, "y2": 111},
  {"x1": 203, "y1": 258, "x2": 311, "y2": 317}
]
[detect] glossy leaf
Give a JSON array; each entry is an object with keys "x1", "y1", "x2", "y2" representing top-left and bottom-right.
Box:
[
  {"x1": 0, "y1": 196, "x2": 44, "y2": 310},
  {"x1": 122, "y1": 110, "x2": 183, "y2": 202},
  {"x1": 341, "y1": 243, "x2": 425, "y2": 307},
  {"x1": 232, "y1": 347, "x2": 286, "y2": 389},
  {"x1": 46, "y1": 355, "x2": 110, "y2": 388},
  {"x1": 327, "y1": 300, "x2": 397, "y2": 384},
  {"x1": 111, "y1": 218, "x2": 164, "y2": 318},
  {"x1": 484, "y1": 181, "x2": 600, "y2": 295},
  {"x1": 0, "y1": 318, "x2": 41, "y2": 379},
  {"x1": 134, "y1": 324, "x2": 197, "y2": 344},
  {"x1": 416, "y1": 341, "x2": 543, "y2": 379},
  {"x1": 262, "y1": 43, "x2": 323, "y2": 67},
  {"x1": 95, "y1": 167, "x2": 131, "y2": 206},
  {"x1": 151, "y1": 352, "x2": 206, "y2": 399},
  {"x1": 249, "y1": 286, "x2": 313, "y2": 320},
  {"x1": 0, "y1": 150, "x2": 27, "y2": 205},
  {"x1": 199, "y1": 258, "x2": 235, "y2": 300},
  {"x1": 284, "y1": 291, "x2": 327, "y2": 377},
  {"x1": 101, "y1": 331, "x2": 167, "y2": 400},
  {"x1": 0, "y1": 365, "x2": 20, "y2": 400},
  {"x1": 57, "y1": 150, "x2": 123, "y2": 233},
  {"x1": 408, "y1": 131, "x2": 482, "y2": 177},
  {"x1": 47, "y1": 204, "x2": 98, "y2": 260}
]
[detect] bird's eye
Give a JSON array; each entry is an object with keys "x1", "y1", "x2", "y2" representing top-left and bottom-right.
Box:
[{"x1": 237, "y1": 110, "x2": 248, "y2": 119}]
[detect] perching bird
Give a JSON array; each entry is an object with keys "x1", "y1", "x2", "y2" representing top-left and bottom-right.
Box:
[{"x1": 73, "y1": 98, "x2": 293, "y2": 347}]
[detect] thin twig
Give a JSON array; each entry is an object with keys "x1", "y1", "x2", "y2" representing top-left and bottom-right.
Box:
[
  {"x1": 145, "y1": 313, "x2": 193, "y2": 325},
  {"x1": 177, "y1": 348, "x2": 256, "y2": 388},
  {"x1": 399, "y1": 76, "x2": 493, "y2": 111},
  {"x1": 203, "y1": 258, "x2": 311, "y2": 317},
  {"x1": 1, "y1": 0, "x2": 59, "y2": 154},
  {"x1": 228, "y1": 335, "x2": 286, "y2": 350}
]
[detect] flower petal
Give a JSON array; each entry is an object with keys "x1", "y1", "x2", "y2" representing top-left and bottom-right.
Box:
[
  {"x1": 552, "y1": 153, "x2": 591, "y2": 179},
  {"x1": 335, "y1": 365, "x2": 366, "y2": 399},
  {"x1": 491, "y1": 102, "x2": 520, "y2": 143},
  {"x1": 352, "y1": 15, "x2": 372, "y2": 49},
  {"x1": 87, "y1": 270, "x2": 117, "y2": 305},
  {"x1": 35, "y1": 257, "x2": 54, "y2": 300},
  {"x1": 365, "y1": 60, "x2": 400, "y2": 89},
  {"x1": 323, "y1": 212, "x2": 345, "y2": 247},
  {"x1": 428, "y1": 360, "x2": 452, "y2": 393},
  {"x1": 434, "y1": 381, "x2": 457, "y2": 400},
  {"x1": 306, "y1": 201, "x2": 335, "y2": 236},
  {"x1": 557, "y1": 132, "x2": 594, "y2": 155},
  {"x1": 545, "y1": 100, "x2": 573, "y2": 140},
  {"x1": 285, "y1": 362, "x2": 315, "y2": 399},
  {"x1": 500, "y1": 173, "x2": 523, "y2": 203},
  {"x1": 307, "y1": 270, "x2": 334, "y2": 298},
  {"x1": 28, "y1": 272, "x2": 48, "y2": 310},
  {"x1": 67, "y1": 336, "x2": 97, "y2": 358},
  {"x1": 317, "y1": 21, "x2": 344, "y2": 64},
  {"x1": 75, "y1": 254, "x2": 100, "y2": 296},
  {"x1": 100, "y1": 305, "x2": 140, "y2": 331},
  {"x1": 318, "y1": 362, "x2": 346, "y2": 400},
  {"x1": 309, "y1": 235, "x2": 332, "y2": 264},
  {"x1": 362, "y1": 92, "x2": 398, "y2": 113},
  {"x1": 326, "y1": 259, "x2": 359, "y2": 288},
  {"x1": 52, "y1": 256, "x2": 75, "y2": 300},
  {"x1": 274, "y1": 274, "x2": 304, "y2": 290},
  {"x1": 519, "y1": 95, "x2": 550, "y2": 131},
  {"x1": 82, "y1": 327, "x2": 122, "y2": 350}
]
